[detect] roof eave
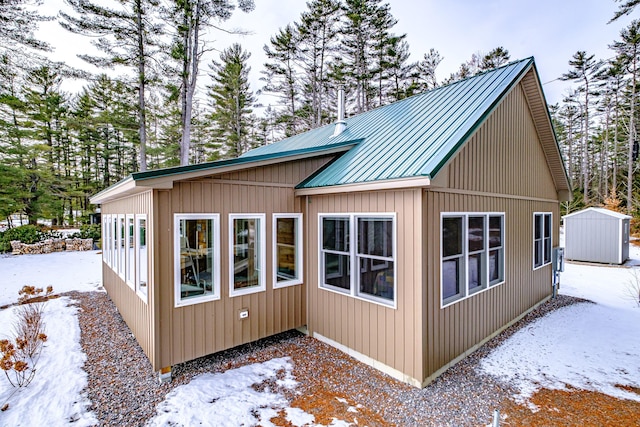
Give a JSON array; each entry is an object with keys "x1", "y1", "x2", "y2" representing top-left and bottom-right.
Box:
[
  {"x1": 295, "y1": 175, "x2": 431, "y2": 196},
  {"x1": 90, "y1": 143, "x2": 358, "y2": 204}
]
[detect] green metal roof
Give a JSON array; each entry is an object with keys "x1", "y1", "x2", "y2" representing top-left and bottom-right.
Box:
[{"x1": 243, "y1": 57, "x2": 535, "y2": 189}]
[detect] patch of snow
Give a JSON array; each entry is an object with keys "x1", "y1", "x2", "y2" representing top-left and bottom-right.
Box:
[
  {"x1": 479, "y1": 242, "x2": 640, "y2": 403},
  {"x1": 0, "y1": 250, "x2": 103, "y2": 307},
  {"x1": 0, "y1": 297, "x2": 97, "y2": 426},
  {"x1": 285, "y1": 407, "x2": 315, "y2": 426}
]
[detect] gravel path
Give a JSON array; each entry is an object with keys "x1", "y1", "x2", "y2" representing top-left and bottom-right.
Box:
[{"x1": 66, "y1": 290, "x2": 586, "y2": 426}]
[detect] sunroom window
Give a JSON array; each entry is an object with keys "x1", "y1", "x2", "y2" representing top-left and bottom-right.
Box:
[
  {"x1": 273, "y1": 214, "x2": 303, "y2": 288},
  {"x1": 174, "y1": 214, "x2": 220, "y2": 307},
  {"x1": 320, "y1": 214, "x2": 396, "y2": 307},
  {"x1": 136, "y1": 215, "x2": 148, "y2": 300},
  {"x1": 441, "y1": 213, "x2": 505, "y2": 307},
  {"x1": 230, "y1": 214, "x2": 266, "y2": 297}
]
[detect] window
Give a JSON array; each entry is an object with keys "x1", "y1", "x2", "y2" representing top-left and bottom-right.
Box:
[
  {"x1": 112, "y1": 215, "x2": 118, "y2": 271},
  {"x1": 103, "y1": 215, "x2": 111, "y2": 266},
  {"x1": 229, "y1": 214, "x2": 266, "y2": 297},
  {"x1": 441, "y1": 213, "x2": 504, "y2": 306},
  {"x1": 533, "y1": 213, "x2": 552, "y2": 269},
  {"x1": 136, "y1": 215, "x2": 148, "y2": 300},
  {"x1": 125, "y1": 215, "x2": 135, "y2": 288},
  {"x1": 174, "y1": 214, "x2": 220, "y2": 307},
  {"x1": 118, "y1": 215, "x2": 126, "y2": 277},
  {"x1": 320, "y1": 214, "x2": 396, "y2": 307},
  {"x1": 273, "y1": 214, "x2": 303, "y2": 288}
]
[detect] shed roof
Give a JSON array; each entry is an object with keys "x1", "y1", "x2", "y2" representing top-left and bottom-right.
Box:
[
  {"x1": 91, "y1": 57, "x2": 570, "y2": 204},
  {"x1": 563, "y1": 207, "x2": 631, "y2": 220}
]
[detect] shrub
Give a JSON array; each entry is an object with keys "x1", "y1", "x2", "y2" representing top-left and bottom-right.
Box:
[
  {"x1": 0, "y1": 286, "x2": 53, "y2": 389},
  {"x1": 69, "y1": 224, "x2": 101, "y2": 241}
]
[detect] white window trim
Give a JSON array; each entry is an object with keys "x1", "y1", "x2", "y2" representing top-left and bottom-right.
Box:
[
  {"x1": 125, "y1": 214, "x2": 135, "y2": 289},
  {"x1": 117, "y1": 214, "x2": 125, "y2": 279},
  {"x1": 441, "y1": 212, "x2": 506, "y2": 309},
  {"x1": 135, "y1": 214, "x2": 148, "y2": 302},
  {"x1": 174, "y1": 213, "x2": 221, "y2": 308},
  {"x1": 111, "y1": 215, "x2": 117, "y2": 271},
  {"x1": 318, "y1": 213, "x2": 397, "y2": 309},
  {"x1": 533, "y1": 212, "x2": 552, "y2": 270},
  {"x1": 273, "y1": 213, "x2": 303, "y2": 289},
  {"x1": 103, "y1": 214, "x2": 110, "y2": 267},
  {"x1": 229, "y1": 213, "x2": 267, "y2": 298}
]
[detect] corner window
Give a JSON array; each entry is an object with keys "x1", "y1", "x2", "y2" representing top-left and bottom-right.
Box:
[
  {"x1": 441, "y1": 213, "x2": 504, "y2": 307},
  {"x1": 229, "y1": 214, "x2": 266, "y2": 297},
  {"x1": 136, "y1": 215, "x2": 148, "y2": 300},
  {"x1": 273, "y1": 214, "x2": 303, "y2": 288},
  {"x1": 533, "y1": 213, "x2": 552, "y2": 269},
  {"x1": 174, "y1": 214, "x2": 220, "y2": 307},
  {"x1": 320, "y1": 214, "x2": 396, "y2": 307}
]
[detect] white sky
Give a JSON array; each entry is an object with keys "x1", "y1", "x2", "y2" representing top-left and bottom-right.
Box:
[{"x1": 38, "y1": 0, "x2": 635, "y2": 108}]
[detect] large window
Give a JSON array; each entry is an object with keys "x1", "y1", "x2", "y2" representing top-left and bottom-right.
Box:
[
  {"x1": 229, "y1": 214, "x2": 266, "y2": 297},
  {"x1": 320, "y1": 214, "x2": 396, "y2": 307},
  {"x1": 273, "y1": 214, "x2": 303, "y2": 288},
  {"x1": 441, "y1": 213, "x2": 504, "y2": 307},
  {"x1": 533, "y1": 213, "x2": 552, "y2": 269},
  {"x1": 136, "y1": 215, "x2": 148, "y2": 300},
  {"x1": 174, "y1": 214, "x2": 220, "y2": 307}
]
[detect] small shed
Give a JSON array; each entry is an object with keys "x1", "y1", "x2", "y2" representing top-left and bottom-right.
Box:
[{"x1": 563, "y1": 207, "x2": 631, "y2": 264}]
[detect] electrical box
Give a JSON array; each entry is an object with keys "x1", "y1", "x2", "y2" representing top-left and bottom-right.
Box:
[
  {"x1": 553, "y1": 247, "x2": 565, "y2": 273},
  {"x1": 239, "y1": 308, "x2": 249, "y2": 320}
]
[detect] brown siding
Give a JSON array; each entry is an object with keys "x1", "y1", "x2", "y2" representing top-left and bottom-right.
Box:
[
  {"x1": 305, "y1": 189, "x2": 424, "y2": 383},
  {"x1": 422, "y1": 80, "x2": 561, "y2": 382},
  {"x1": 445, "y1": 84, "x2": 558, "y2": 200},
  {"x1": 100, "y1": 191, "x2": 155, "y2": 365},
  {"x1": 155, "y1": 157, "x2": 331, "y2": 369}
]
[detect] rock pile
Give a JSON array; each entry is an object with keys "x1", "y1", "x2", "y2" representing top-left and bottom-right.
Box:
[{"x1": 10, "y1": 238, "x2": 93, "y2": 255}]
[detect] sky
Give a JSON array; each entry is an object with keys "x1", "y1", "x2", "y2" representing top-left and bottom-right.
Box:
[
  {"x1": 1, "y1": 238, "x2": 639, "y2": 425},
  {"x1": 37, "y1": 0, "x2": 636, "y2": 109}
]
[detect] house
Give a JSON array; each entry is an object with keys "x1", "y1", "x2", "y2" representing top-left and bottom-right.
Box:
[
  {"x1": 563, "y1": 207, "x2": 630, "y2": 264},
  {"x1": 90, "y1": 57, "x2": 571, "y2": 388}
]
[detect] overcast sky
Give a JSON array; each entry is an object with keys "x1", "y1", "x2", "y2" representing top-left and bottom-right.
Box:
[{"x1": 39, "y1": 0, "x2": 635, "y2": 107}]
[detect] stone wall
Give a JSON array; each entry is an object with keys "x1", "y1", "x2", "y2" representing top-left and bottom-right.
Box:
[{"x1": 10, "y1": 238, "x2": 93, "y2": 255}]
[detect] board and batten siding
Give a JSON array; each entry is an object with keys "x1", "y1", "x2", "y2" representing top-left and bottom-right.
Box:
[
  {"x1": 154, "y1": 156, "x2": 333, "y2": 370},
  {"x1": 421, "y1": 80, "x2": 562, "y2": 383},
  {"x1": 100, "y1": 191, "x2": 155, "y2": 365},
  {"x1": 305, "y1": 189, "x2": 425, "y2": 385}
]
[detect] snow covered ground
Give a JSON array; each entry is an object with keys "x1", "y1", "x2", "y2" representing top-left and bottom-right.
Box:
[{"x1": 0, "y1": 243, "x2": 639, "y2": 426}]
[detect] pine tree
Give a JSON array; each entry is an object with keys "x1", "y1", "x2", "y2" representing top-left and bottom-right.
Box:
[
  {"x1": 480, "y1": 47, "x2": 510, "y2": 71},
  {"x1": 415, "y1": 48, "x2": 443, "y2": 91},
  {"x1": 561, "y1": 51, "x2": 602, "y2": 205},
  {"x1": 60, "y1": 0, "x2": 163, "y2": 172},
  {"x1": 261, "y1": 24, "x2": 301, "y2": 137},
  {"x1": 296, "y1": 0, "x2": 341, "y2": 130},
  {"x1": 611, "y1": 22, "x2": 640, "y2": 213},
  {"x1": 208, "y1": 43, "x2": 255, "y2": 158}
]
